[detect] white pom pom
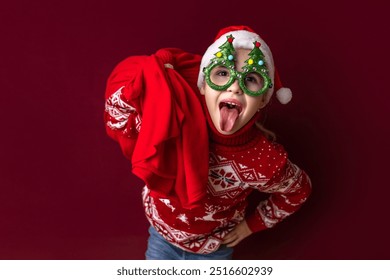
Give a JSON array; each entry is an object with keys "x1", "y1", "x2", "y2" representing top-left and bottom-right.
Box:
[{"x1": 276, "y1": 87, "x2": 292, "y2": 104}]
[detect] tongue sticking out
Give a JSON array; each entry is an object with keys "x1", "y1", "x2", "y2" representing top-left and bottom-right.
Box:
[{"x1": 220, "y1": 106, "x2": 239, "y2": 132}]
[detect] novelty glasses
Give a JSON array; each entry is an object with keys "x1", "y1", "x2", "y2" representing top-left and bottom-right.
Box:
[{"x1": 203, "y1": 35, "x2": 273, "y2": 97}]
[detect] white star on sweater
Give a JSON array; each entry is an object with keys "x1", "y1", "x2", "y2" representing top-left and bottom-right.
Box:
[{"x1": 177, "y1": 214, "x2": 189, "y2": 225}]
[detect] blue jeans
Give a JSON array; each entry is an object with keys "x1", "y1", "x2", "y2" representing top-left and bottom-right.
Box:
[{"x1": 145, "y1": 226, "x2": 233, "y2": 260}]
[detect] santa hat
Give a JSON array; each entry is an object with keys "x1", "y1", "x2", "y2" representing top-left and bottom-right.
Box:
[{"x1": 197, "y1": 25, "x2": 292, "y2": 104}]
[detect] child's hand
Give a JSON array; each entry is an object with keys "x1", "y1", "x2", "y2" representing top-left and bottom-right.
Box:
[{"x1": 222, "y1": 220, "x2": 253, "y2": 247}]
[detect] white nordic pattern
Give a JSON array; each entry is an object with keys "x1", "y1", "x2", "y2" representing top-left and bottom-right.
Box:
[
  {"x1": 255, "y1": 160, "x2": 307, "y2": 228},
  {"x1": 263, "y1": 161, "x2": 302, "y2": 194},
  {"x1": 140, "y1": 147, "x2": 309, "y2": 254},
  {"x1": 142, "y1": 187, "x2": 237, "y2": 254},
  {"x1": 194, "y1": 204, "x2": 229, "y2": 225},
  {"x1": 159, "y1": 198, "x2": 175, "y2": 212},
  {"x1": 208, "y1": 153, "x2": 269, "y2": 199},
  {"x1": 105, "y1": 86, "x2": 141, "y2": 132},
  {"x1": 257, "y1": 199, "x2": 290, "y2": 228}
]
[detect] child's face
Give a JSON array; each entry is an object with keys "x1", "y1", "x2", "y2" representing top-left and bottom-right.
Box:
[{"x1": 200, "y1": 48, "x2": 267, "y2": 135}]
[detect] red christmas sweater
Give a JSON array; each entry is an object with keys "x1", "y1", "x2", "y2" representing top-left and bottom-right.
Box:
[{"x1": 105, "y1": 85, "x2": 312, "y2": 254}]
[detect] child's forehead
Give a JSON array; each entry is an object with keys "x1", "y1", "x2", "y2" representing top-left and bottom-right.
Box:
[{"x1": 233, "y1": 49, "x2": 251, "y2": 67}]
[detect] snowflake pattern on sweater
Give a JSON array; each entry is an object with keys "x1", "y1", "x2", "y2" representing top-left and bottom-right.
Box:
[{"x1": 105, "y1": 86, "x2": 312, "y2": 254}]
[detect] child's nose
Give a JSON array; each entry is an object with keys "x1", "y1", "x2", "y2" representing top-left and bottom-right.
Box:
[{"x1": 227, "y1": 79, "x2": 243, "y2": 95}]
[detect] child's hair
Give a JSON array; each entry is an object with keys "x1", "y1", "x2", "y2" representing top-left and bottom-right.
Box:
[
  {"x1": 255, "y1": 122, "x2": 276, "y2": 141},
  {"x1": 255, "y1": 104, "x2": 276, "y2": 141}
]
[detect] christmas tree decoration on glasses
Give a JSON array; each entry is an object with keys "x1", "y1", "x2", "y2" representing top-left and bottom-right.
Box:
[{"x1": 203, "y1": 35, "x2": 273, "y2": 97}]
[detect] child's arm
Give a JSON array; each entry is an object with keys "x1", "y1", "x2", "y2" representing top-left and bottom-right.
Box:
[
  {"x1": 104, "y1": 50, "x2": 208, "y2": 208},
  {"x1": 105, "y1": 86, "x2": 141, "y2": 160},
  {"x1": 104, "y1": 56, "x2": 145, "y2": 160},
  {"x1": 223, "y1": 160, "x2": 311, "y2": 247},
  {"x1": 246, "y1": 160, "x2": 312, "y2": 233}
]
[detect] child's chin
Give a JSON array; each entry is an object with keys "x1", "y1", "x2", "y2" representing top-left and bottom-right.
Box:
[{"x1": 217, "y1": 126, "x2": 237, "y2": 135}]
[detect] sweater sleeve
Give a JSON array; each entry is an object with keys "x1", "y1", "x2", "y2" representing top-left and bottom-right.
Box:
[
  {"x1": 246, "y1": 160, "x2": 312, "y2": 232},
  {"x1": 104, "y1": 56, "x2": 144, "y2": 160}
]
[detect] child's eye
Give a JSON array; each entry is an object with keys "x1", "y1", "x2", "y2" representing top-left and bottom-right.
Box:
[
  {"x1": 245, "y1": 73, "x2": 262, "y2": 84},
  {"x1": 244, "y1": 72, "x2": 264, "y2": 92},
  {"x1": 245, "y1": 76, "x2": 257, "y2": 83},
  {"x1": 210, "y1": 66, "x2": 231, "y2": 86},
  {"x1": 217, "y1": 70, "x2": 229, "y2": 76}
]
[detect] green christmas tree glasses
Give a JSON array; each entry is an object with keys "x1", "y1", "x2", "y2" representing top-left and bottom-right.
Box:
[{"x1": 203, "y1": 35, "x2": 273, "y2": 97}]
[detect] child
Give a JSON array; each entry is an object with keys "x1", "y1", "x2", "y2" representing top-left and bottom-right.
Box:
[{"x1": 104, "y1": 26, "x2": 311, "y2": 260}]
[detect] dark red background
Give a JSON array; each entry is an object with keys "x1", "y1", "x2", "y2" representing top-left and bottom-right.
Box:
[{"x1": 1, "y1": 0, "x2": 389, "y2": 259}]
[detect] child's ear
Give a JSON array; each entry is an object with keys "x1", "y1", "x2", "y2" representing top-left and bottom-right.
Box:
[
  {"x1": 258, "y1": 95, "x2": 268, "y2": 109},
  {"x1": 199, "y1": 84, "x2": 206, "y2": 95}
]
